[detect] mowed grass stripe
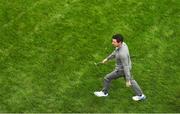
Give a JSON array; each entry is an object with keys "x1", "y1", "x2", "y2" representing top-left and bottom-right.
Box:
[
  {"x1": 1, "y1": 0, "x2": 42, "y2": 28},
  {"x1": 0, "y1": 0, "x2": 106, "y2": 112}
]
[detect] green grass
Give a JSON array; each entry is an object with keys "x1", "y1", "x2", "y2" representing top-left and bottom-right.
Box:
[{"x1": 0, "y1": 0, "x2": 179, "y2": 113}]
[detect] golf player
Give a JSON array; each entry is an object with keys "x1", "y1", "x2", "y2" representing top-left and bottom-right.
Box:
[{"x1": 94, "y1": 34, "x2": 146, "y2": 101}]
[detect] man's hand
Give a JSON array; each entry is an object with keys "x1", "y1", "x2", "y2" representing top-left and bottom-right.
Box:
[
  {"x1": 102, "y1": 58, "x2": 108, "y2": 64},
  {"x1": 126, "y1": 80, "x2": 131, "y2": 87}
]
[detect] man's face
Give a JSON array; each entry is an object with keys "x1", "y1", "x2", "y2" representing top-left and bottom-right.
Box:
[{"x1": 112, "y1": 39, "x2": 121, "y2": 47}]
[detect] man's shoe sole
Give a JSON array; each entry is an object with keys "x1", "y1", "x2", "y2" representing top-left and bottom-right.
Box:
[
  {"x1": 133, "y1": 95, "x2": 146, "y2": 101},
  {"x1": 94, "y1": 92, "x2": 108, "y2": 97}
]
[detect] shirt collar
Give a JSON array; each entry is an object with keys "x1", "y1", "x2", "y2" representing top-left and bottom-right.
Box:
[{"x1": 116, "y1": 47, "x2": 120, "y2": 51}]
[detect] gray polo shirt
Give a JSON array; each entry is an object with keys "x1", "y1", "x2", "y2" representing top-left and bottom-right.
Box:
[{"x1": 106, "y1": 42, "x2": 132, "y2": 81}]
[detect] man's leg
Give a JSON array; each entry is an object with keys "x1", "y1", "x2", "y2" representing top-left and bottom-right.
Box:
[
  {"x1": 130, "y1": 79, "x2": 143, "y2": 96},
  {"x1": 130, "y1": 79, "x2": 146, "y2": 101},
  {"x1": 102, "y1": 70, "x2": 123, "y2": 94}
]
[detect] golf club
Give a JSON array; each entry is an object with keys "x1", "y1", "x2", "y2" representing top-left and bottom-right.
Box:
[{"x1": 94, "y1": 62, "x2": 103, "y2": 66}]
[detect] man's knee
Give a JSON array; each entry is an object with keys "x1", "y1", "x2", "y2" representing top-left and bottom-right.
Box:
[
  {"x1": 104, "y1": 74, "x2": 111, "y2": 82},
  {"x1": 130, "y1": 79, "x2": 137, "y2": 85}
]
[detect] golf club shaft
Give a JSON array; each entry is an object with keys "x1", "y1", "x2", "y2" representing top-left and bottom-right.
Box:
[{"x1": 95, "y1": 62, "x2": 103, "y2": 65}]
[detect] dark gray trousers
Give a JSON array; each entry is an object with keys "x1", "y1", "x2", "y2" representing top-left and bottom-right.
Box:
[{"x1": 102, "y1": 70, "x2": 143, "y2": 95}]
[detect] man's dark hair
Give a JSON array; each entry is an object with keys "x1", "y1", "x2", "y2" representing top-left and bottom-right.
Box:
[{"x1": 112, "y1": 34, "x2": 124, "y2": 43}]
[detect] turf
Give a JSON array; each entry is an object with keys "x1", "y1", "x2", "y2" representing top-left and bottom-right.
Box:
[{"x1": 0, "y1": 0, "x2": 179, "y2": 113}]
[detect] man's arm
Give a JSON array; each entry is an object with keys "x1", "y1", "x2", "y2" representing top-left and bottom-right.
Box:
[
  {"x1": 102, "y1": 50, "x2": 116, "y2": 63},
  {"x1": 121, "y1": 54, "x2": 131, "y2": 86}
]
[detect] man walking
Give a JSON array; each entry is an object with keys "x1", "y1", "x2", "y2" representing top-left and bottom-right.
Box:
[{"x1": 94, "y1": 34, "x2": 146, "y2": 101}]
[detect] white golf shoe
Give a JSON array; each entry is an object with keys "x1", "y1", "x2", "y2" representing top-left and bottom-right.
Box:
[
  {"x1": 94, "y1": 91, "x2": 108, "y2": 97},
  {"x1": 132, "y1": 94, "x2": 146, "y2": 101}
]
